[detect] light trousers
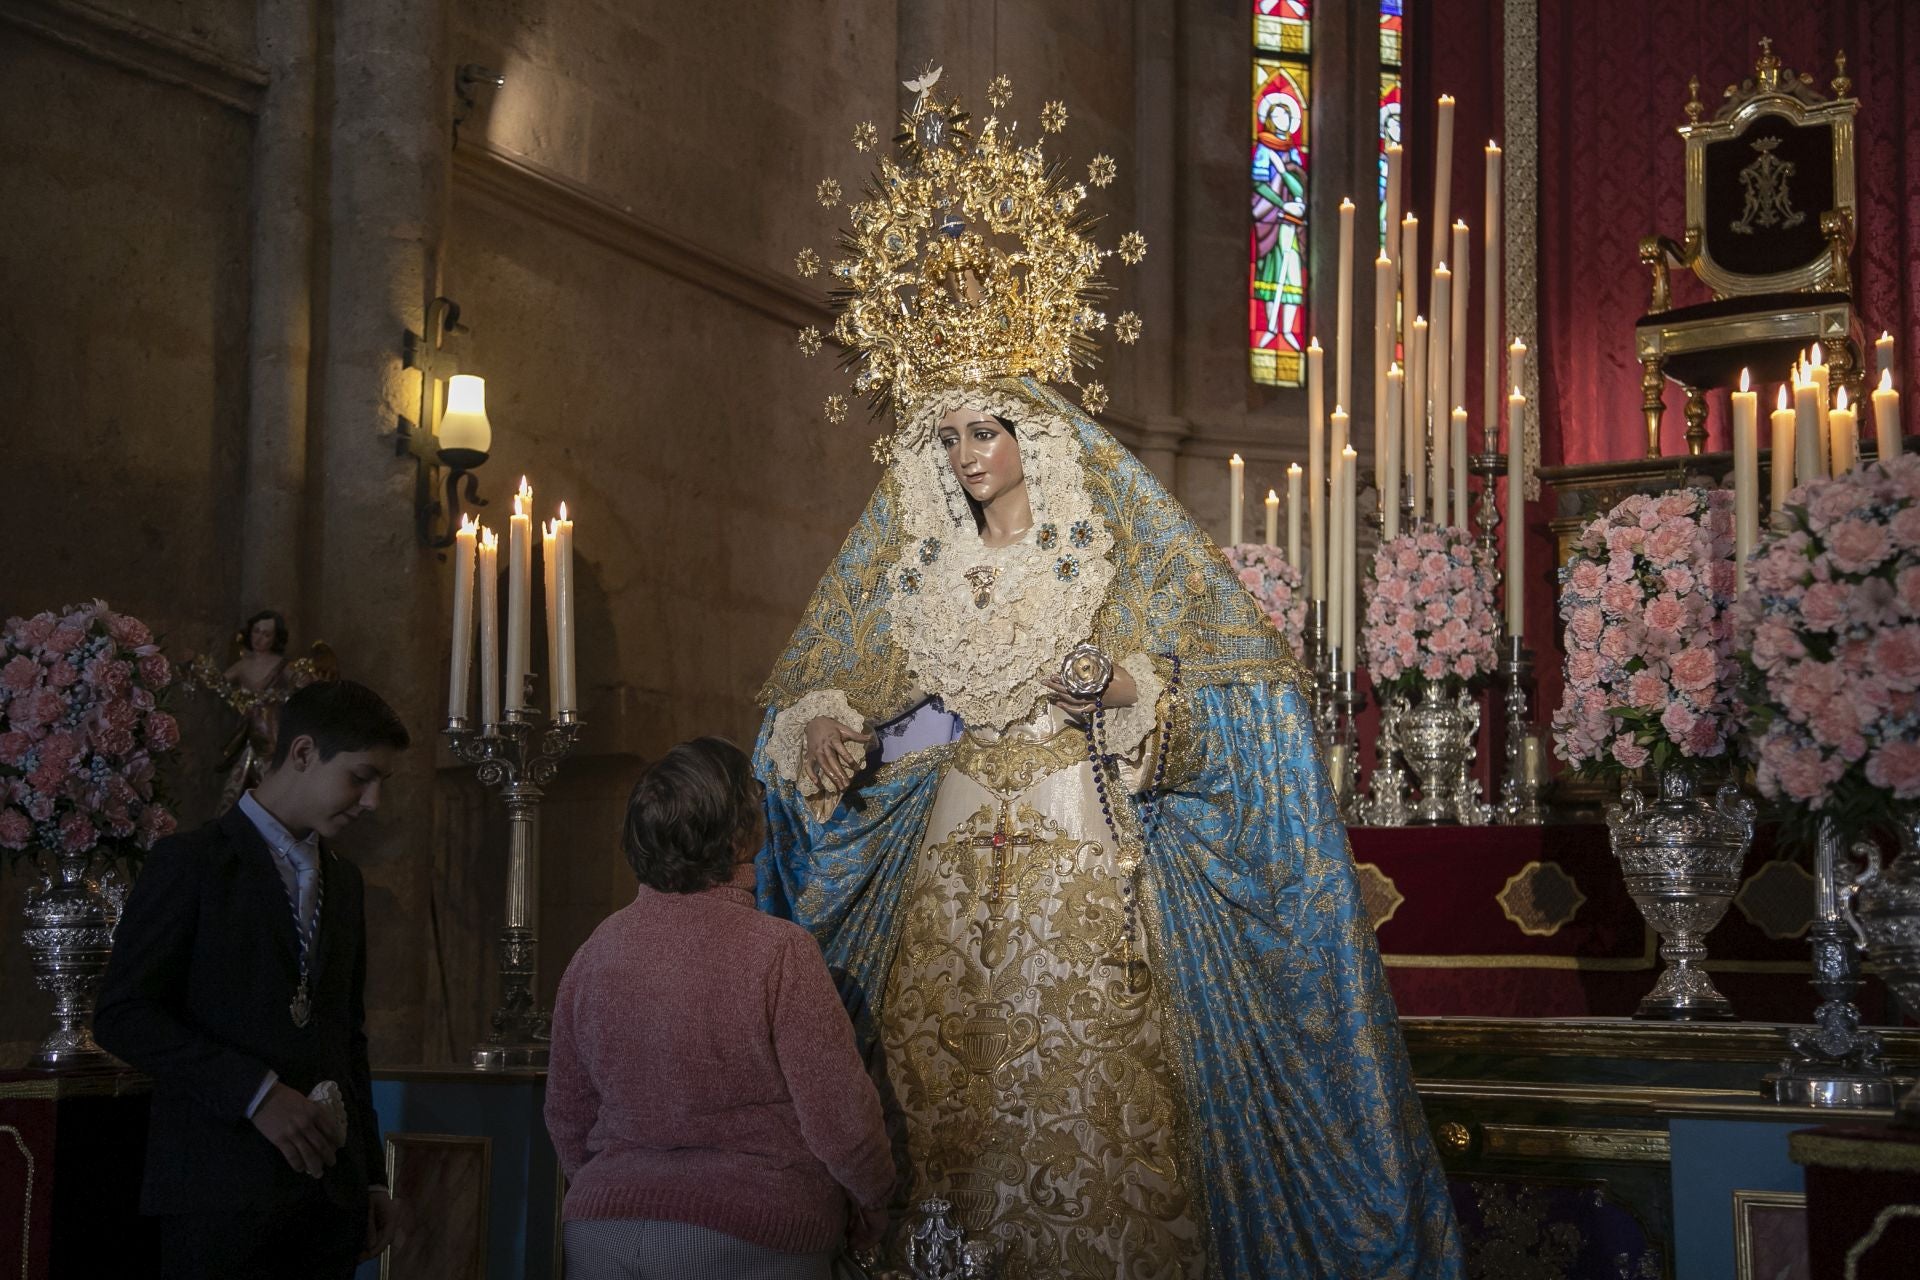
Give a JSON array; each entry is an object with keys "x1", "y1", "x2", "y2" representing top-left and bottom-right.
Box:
[{"x1": 563, "y1": 1218, "x2": 835, "y2": 1280}]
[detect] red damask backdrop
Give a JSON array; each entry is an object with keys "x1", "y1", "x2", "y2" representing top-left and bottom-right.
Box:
[{"x1": 1409, "y1": 0, "x2": 1918, "y2": 468}]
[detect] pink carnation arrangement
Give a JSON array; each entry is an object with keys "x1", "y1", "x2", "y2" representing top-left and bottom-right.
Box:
[
  {"x1": 1361, "y1": 525, "x2": 1501, "y2": 696},
  {"x1": 1550, "y1": 487, "x2": 1740, "y2": 776},
  {"x1": 0, "y1": 601, "x2": 179, "y2": 862},
  {"x1": 1223, "y1": 543, "x2": 1306, "y2": 654},
  {"x1": 1740, "y1": 454, "x2": 1920, "y2": 842}
]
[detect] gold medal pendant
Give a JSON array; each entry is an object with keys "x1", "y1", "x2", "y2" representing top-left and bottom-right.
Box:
[
  {"x1": 290, "y1": 982, "x2": 311, "y2": 1028},
  {"x1": 964, "y1": 565, "x2": 998, "y2": 609}
]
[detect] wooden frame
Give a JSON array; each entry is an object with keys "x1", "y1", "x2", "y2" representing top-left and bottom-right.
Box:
[
  {"x1": 381, "y1": 1133, "x2": 493, "y2": 1280},
  {"x1": 1732, "y1": 1187, "x2": 1808, "y2": 1280}
]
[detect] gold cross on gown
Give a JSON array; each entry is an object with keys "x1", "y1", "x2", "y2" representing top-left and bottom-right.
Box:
[{"x1": 969, "y1": 804, "x2": 1036, "y2": 968}]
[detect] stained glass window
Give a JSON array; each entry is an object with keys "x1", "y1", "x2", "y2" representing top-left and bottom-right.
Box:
[
  {"x1": 1379, "y1": 1, "x2": 1403, "y2": 247},
  {"x1": 1251, "y1": 1, "x2": 1311, "y2": 387}
]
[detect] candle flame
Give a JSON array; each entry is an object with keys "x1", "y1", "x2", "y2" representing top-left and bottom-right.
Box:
[
  {"x1": 1333, "y1": 404, "x2": 1347, "y2": 417},
  {"x1": 1402, "y1": 214, "x2": 1418, "y2": 227},
  {"x1": 1435, "y1": 261, "x2": 1450, "y2": 274},
  {"x1": 1288, "y1": 462, "x2": 1302, "y2": 475},
  {"x1": 1414, "y1": 315, "x2": 1427, "y2": 326},
  {"x1": 1342, "y1": 445, "x2": 1358, "y2": 458},
  {"x1": 459, "y1": 513, "x2": 475, "y2": 532},
  {"x1": 1511, "y1": 385, "x2": 1524, "y2": 398},
  {"x1": 1340, "y1": 197, "x2": 1355, "y2": 210},
  {"x1": 1389, "y1": 362, "x2": 1403, "y2": 376},
  {"x1": 512, "y1": 493, "x2": 524, "y2": 518},
  {"x1": 481, "y1": 527, "x2": 497, "y2": 550},
  {"x1": 1739, "y1": 368, "x2": 1750, "y2": 393},
  {"x1": 1810, "y1": 341, "x2": 1824, "y2": 365},
  {"x1": 1836, "y1": 386, "x2": 1849, "y2": 412},
  {"x1": 559, "y1": 501, "x2": 570, "y2": 521},
  {"x1": 1880, "y1": 330, "x2": 1893, "y2": 342},
  {"x1": 1455, "y1": 219, "x2": 1469, "y2": 230},
  {"x1": 1267, "y1": 489, "x2": 1279, "y2": 502},
  {"x1": 1230, "y1": 453, "x2": 1243, "y2": 464},
  {"x1": 1881, "y1": 368, "x2": 1895, "y2": 392},
  {"x1": 1439, "y1": 93, "x2": 1455, "y2": 104},
  {"x1": 1777, "y1": 384, "x2": 1789, "y2": 410},
  {"x1": 1488, "y1": 139, "x2": 1500, "y2": 149},
  {"x1": 1307, "y1": 336, "x2": 1321, "y2": 351},
  {"x1": 518, "y1": 476, "x2": 532, "y2": 498}
]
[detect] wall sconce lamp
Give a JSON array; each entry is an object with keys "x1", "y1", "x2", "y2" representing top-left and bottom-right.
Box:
[
  {"x1": 453, "y1": 64, "x2": 505, "y2": 148},
  {"x1": 398, "y1": 296, "x2": 491, "y2": 550}
]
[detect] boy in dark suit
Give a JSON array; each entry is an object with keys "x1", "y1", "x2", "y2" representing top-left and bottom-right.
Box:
[{"x1": 96, "y1": 679, "x2": 410, "y2": 1279}]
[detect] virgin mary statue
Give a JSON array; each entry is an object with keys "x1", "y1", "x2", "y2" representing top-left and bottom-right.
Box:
[{"x1": 754, "y1": 71, "x2": 1462, "y2": 1279}]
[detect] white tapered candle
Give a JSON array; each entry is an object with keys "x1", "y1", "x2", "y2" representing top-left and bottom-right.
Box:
[
  {"x1": 1408, "y1": 317, "x2": 1429, "y2": 519},
  {"x1": 1829, "y1": 387, "x2": 1857, "y2": 475},
  {"x1": 1337, "y1": 198, "x2": 1356, "y2": 413},
  {"x1": 1505, "y1": 389, "x2": 1526, "y2": 635},
  {"x1": 1429, "y1": 266, "x2": 1452, "y2": 525},
  {"x1": 1450, "y1": 221, "x2": 1470, "y2": 416},
  {"x1": 1770, "y1": 384, "x2": 1795, "y2": 517},
  {"x1": 1373, "y1": 254, "x2": 1395, "y2": 497},
  {"x1": 1732, "y1": 370, "x2": 1757, "y2": 594},
  {"x1": 1265, "y1": 489, "x2": 1279, "y2": 548},
  {"x1": 1483, "y1": 142, "x2": 1503, "y2": 440},
  {"x1": 1308, "y1": 340, "x2": 1326, "y2": 599},
  {"x1": 477, "y1": 526, "x2": 500, "y2": 728},
  {"x1": 1384, "y1": 364, "x2": 1404, "y2": 541},
  {"x1": 505, "y1": 477, "x2": 533, "y2": 712},
  {"x1": 1451, "y1": 406, "x2": 1469, "y2": 525},
  {"x1": 1431, "y1": 95, "x2": 1456, "y2": 268},
  {"x1": 1874, "y1": 369, "x2": 1902, "y2": 461},
  {"x1": 1286, "y1": 464, "x2": 1303, "y2": 573},
  {"x1": 555, "y1": 503, "x2": 577, "y2": 714},
  {"x1": 1229, "y1": 453, "x2": 1245, "y2": 546},
  {"x1": 448, "y1": 516, "x2": 477, "y2": 722}
]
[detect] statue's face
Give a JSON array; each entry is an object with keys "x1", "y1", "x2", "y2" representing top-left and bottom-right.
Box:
[
  {"x1": 936, "y1": 408, "x2": 1024, "y2": 507},
  {"x1": 249, "y1": 618, "x2": 278, "y2": 653}
]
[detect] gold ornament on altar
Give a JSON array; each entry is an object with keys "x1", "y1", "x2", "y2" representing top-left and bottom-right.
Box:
[{"x1": 794, "y1": 65, "x2": 1146, "y2": 457}]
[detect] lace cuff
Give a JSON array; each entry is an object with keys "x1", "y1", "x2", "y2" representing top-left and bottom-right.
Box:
[
  {"x1": 1102, "y1": 653, "x2": 1165, "y2": 758},
  {"x1": 766, "y1": 689, "x2": 866, "y2": 796}
]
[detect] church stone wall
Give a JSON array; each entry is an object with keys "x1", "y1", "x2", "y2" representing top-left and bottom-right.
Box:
[{"x1": 0, "y1": 11, "x2": 256, "y2": 1060}]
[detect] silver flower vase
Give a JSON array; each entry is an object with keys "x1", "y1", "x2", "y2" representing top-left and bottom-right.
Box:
[
  {"x1": 23, "y1": 848, "x2": 123, "y2": 1069},
  {"x1": 1847, "y1": 809, "x2": 1920, "y2": 1123},
  {"x1": 1398, "y1": 680, "x2": 1487, "y2": 825},
  {"x1": 1607, "y1": 771, "x2": 1755, "y2": 1020}
]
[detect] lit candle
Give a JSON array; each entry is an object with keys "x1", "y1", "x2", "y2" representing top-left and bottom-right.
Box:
[
  {"x1": 1522, "y1": 734, "x2": 1544, "y2": 787},
  {"x1": 1337, "y1": 198, "x2": 1356, "y2": 413},
  {"x1": 1508, "y1": 339, "x2": 1528, "y2": 399},
  {"x1": 1264, "y1": 488, "x2": 1279, "y2": 547},
  {"x1": 1373, "y1": 253, "x2": 1395, "y2": 496},
  {"x1": 1428, "y1": 266, "x2": 1452, "y2": 526},
  {"x1": 1795, "y1": 376, "x2": 1822, "y2": 489},
  {"x1": 1506, "y1": 387, "x2": 1526, "y2": 635},
  {"x1": 1731, "y1": 369, "x2": 1758, "y2": 594},
  {"x1": 1451, "y1": 406, "x2": 1469, "y2": 525},
  {"x1": 1770, "y1": 384, "x2": 1795, "y2": 518},
  {"x1": 447, "y1": 515, "x2": 477, "y2": 722},
  {"x1": 1331, "y1": 409, "x2": 1351, "y2": 661},
  {"x1": 477, "y1": 526, "x2": 500, "y2": 728},
  {"x1": 1873, "y1": 369, "x2": 1902, "y2": 461},
  {"x1": 1384, "y1": 364, "x2": 1404, "y2": 541},
  {"x1": 1829, "y1": 386, "x2": 1857, "y2": 475},
  {"x1": 1399, "y1": 214, "x2": 1420, "y2": 335},
  {"x1": 1432, "y1": 94, "x2": 1456, "y2": 269},
  {"x1": 1384, "y1": 144, "x2": 1404, "y2": 265},
  {"x1": 505, "y1": 476, "x2": 533, "y2": 712},
  {"x1": 1328, "y1": 445, "x2": 1344, "y2": 670},
  {"x1": 1229, "y1": 453, "x2": 1246, "y2": 546},
  {"x1": 1809, "y1": 342, "x2": 1831, "y2": 479},
  {"x1": 1308, "y1": 339, "x2": 1326, "y2": 599},
  {"x1": 1876, "y1": 331, "x2": 1895, "y2": 385},
  {"x1": 555, "y1": 502, "x2": 577, "y2": 714},
  {"x1": 540, "y1": 519, "x2": 560, "y2": 716},
  {"x1": 1286, "y1": 463, "x2": 1303, "y2": 573},
  {"x1": 1408, "y1": 316, "x2": 1429, "y2": 520},
  {"x1": 1484, "y1": 141, "x2": 1503, "y2": 441},
  {"x1": 1450, "y1": 220, "x2": 1470, "y2": 416},
  {"x1": 1342, "y1": 444, "x2": 1359, "y2": 663}
]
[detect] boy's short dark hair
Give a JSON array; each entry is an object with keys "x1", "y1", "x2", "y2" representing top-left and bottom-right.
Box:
[
  {"x1": 623, "y1": 737, "x2": 764, "y2": 894},
  {"x1": 270, "y1": 680, "x2": 411, "y2": 768}
]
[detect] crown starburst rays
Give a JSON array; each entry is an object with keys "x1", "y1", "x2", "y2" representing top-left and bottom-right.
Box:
[{"x1": 793, "y1": 71, "x2": 1147, "y2": 448}]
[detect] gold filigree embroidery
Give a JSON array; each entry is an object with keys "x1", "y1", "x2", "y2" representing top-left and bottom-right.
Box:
[{"x1": 879, "y1": 770, "x2": 1203, "y2": 1278}]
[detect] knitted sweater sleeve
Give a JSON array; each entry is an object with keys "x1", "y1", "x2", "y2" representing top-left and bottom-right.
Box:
[
  {"x1": 769, "y1": 932, "x2": 896, "y2": 1211},
  {"x1": 542, "y1": 949, "x2": 599, "y2": 1182}
]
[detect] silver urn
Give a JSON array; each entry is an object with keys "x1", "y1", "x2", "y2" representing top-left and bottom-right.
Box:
[
  {"x1": 1606, "y1": 770, "x2": 1755, "y2": 1020},
  {"x1": 1398, "y1": 680, "x2": 1487, "y2": 825},
  {"x1": 1848, "y1": 810, "x2": 1920, "y2": 1122},
  {"x1": 22, "y1": 849, "x2": 124, "y2": 1069}
]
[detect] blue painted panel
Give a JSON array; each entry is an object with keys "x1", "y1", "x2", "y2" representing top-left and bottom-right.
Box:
[
  {"x1": 354, "y1": 1075, "x2": 556, "y2": 1280},
  {"x1": 1670, "y1": 1117, "x2": 1807, "y2": 1280}
]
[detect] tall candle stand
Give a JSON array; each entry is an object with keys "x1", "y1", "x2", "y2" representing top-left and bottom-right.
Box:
[
  {"x1": 445, "y1": 706, "x2": 583, "y2": 1070},
  {"x1": 1304, "y1": 599, "x2": 1333, "y2": 739},
  {"x1": 1332, "y1": 669, "x2": 1366, "y2": 823},
  {"x1": 1767, "y1": 822, "x2": 1894, "y2": 1106},
  {"x1": 1498, "y1": 635, "x2": 1544, "y2": 825}
]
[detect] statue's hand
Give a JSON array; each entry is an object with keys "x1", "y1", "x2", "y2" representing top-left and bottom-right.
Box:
[
  {"x1": 802, "y1": 716, "x2": 873, "y2": 794},
  {"x1": 1042, "y1": 664, "x2": 1137, "y2": 718}
]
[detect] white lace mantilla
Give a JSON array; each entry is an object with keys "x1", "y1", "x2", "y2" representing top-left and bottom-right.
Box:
[{"x1": 882, "y1": 387, "x2": 1117, "y2": 731}]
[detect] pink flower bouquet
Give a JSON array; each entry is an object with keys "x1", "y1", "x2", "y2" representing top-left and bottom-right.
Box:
[
  {"x1": 0, "y1": 600, "x2": 179, "y2": 863},
  {"x1": 1551, "y1": 487, "x2": 1740, "y2": 776},
  {"x1": 1223, "y1": 542, "x2": 1306, "y2": 654},
  {"x1": 1362, "y1": 525, "x2": 1501, "y2": 697},
  {"x1": 1740, "y1": 454, "x2": 1920, "y2": 843}
]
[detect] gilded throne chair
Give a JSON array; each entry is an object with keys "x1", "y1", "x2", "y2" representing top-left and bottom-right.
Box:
[{"x1": 1635, "y1": 38, "x2": 1861, "y2": 457}]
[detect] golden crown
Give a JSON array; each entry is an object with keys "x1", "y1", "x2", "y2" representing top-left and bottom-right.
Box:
[{"x1": 795, "y1": 67, "x2": 1145, "y2": 459}]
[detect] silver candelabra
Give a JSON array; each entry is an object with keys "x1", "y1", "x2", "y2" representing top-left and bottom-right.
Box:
[
  {"x1": 445, "y1": 707, "x2": 582, "y2": 1069},
  {"x1": 1499, "y1": 635, "x2": 1544, "y2": 824}
]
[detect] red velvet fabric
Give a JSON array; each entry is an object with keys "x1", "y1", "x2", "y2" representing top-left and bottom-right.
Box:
[
  {"x1": 1527, "y1": 2, "x2": 1919, "y2": 465},
  {"x1": 1353, "y1": 823, "x2": 1893, "y2": 1020}
]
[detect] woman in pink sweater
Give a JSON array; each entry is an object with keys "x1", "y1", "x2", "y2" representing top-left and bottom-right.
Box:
[{"x1": 545, "y1": 737, "x2": 894, "y2": 1279}]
